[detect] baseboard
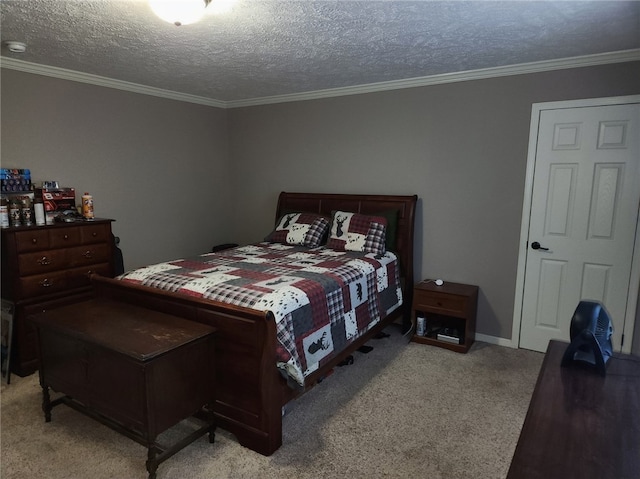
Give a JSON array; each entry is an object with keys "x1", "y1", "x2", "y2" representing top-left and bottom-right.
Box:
[{"x1": 475, "y1": 333, "x2": 515, "y2": 349}]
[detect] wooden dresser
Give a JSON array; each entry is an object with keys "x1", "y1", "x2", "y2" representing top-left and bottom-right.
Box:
[
  {"x1": 1, "y1": 219, "x2": 115, "y2": 376},
  {"x1": 507, "y1": 340, "x2": 640, "y2": 479}
]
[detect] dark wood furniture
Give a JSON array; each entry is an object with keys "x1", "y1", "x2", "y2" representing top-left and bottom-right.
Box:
[
  {"x1": 1, "y1": 219, "x2": 115, "y2": 376},
  {"x1": 31, "y1": 298, "x2": 217, "y2": 479},
  {"x1": 410, "y1": 280, "x2": 478, "y2": 353},
  {"x1": 507, "y1": 340, "x2": 640, "y2": 479},
  {"x1": 90, "y1": 191, "x2": 417, "y2": 456}
]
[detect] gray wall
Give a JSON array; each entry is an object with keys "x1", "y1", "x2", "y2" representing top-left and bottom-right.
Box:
[
  {"x1": 2, "y1": 61, "x2": 639, "y2": 344},
  {"x1": 1, "y1": 69, "x2": 234, "y2": 270},
  {"x1": 227, "y1": 61, "x2": 640, "y2": 341}
]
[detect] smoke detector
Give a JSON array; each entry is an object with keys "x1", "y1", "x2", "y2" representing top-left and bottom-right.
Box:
[{"x1": 5, "y1": 41, "x2": 27, "y2": 53}]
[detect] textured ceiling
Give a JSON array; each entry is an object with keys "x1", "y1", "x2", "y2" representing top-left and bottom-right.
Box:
[{"x1": 1, "y1": 0, "x2": 639, "y2": 104}]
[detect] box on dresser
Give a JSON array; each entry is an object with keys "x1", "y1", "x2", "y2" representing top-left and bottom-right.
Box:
[
  {"x1": 34, "y1": 187, "x2": 76, "y2": 225},
  {"x1": 1, "y1": 219, "x2": 115, "y2": 376}
]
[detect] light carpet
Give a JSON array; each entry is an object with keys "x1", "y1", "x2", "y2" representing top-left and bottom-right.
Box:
[{"x1": 0, "y1": 325, "x2": 543, "y2": 479}]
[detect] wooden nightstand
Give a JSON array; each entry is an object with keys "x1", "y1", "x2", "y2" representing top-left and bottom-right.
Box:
[{"x1": 410, "y1": 280, "x2": 478, "y2": 353}]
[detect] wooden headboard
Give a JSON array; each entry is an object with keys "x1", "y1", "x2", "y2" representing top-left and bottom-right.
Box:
[{"x1": 276, "y1": 192, "x2": 418, "y2": 314}]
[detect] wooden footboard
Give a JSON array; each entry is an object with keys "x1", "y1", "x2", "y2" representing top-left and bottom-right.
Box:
[
  {"x1": 92, "y1": 274, "x2": 402, "y2": 455},
  {"x1": 91, "y1": 274, "x2": 285, "y2": 455}
]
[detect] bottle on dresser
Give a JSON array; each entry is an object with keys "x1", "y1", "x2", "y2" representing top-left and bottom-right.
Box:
[{"x1": 82, "y1": 192, "x2": 94, "y2": 220}]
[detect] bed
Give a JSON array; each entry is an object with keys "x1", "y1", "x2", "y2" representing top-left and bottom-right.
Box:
[{"x1": 90, "y1": 192, "x2": 417, "y2": 455}]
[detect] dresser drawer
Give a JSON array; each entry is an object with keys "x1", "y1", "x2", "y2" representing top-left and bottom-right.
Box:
[
  {"x1": 18, "y1": 249, "x2": 68, "y2": 276},
  {"x1": 19, "y1": 271, "x2": 70, "y2": 298},
  {"x1": 81, "y1": 223, "x2": 111, "y2": 244},
  {"x1": 66, "y1": 263, "x2": 112, "y2": 289},
  {"x1": 67, "y1": 243, "x2": 111, "y2": 268},
  {"x1": 414, "y1": 292, "x2": 467, "y2": 316},
  {"x1": 19, "y1": 264, "x2": 111, "y2": 298},
  {"x1": 50, "y1": 227, "x2": 82, "y2": 249},
  {"x1": 15, "y1": 230, "x2": 50, "y2": 253}
]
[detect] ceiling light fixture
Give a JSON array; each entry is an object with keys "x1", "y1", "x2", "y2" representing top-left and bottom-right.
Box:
[{"x1": 148, "y1": 0, "x2": 212, "y2": 26}]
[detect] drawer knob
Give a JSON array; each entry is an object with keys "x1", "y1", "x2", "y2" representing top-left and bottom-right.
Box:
[
  {"x1": 92, "y1": 232, "x2": 97, "y2": 237},
  {"x1": 83, "y1": 250, "x2": 93, "y2": 258},
  {"x1": 32, "y1": 238, "x2": 38, "y2": 244},
  {"x1": 39, "y1": 279, "x2": 53, "y2": 288},
  {"x1": 63, "y1": 234, "x2": 69, "y2": 240},
  {"x1": 37, "y1": 256, "x2": 51, "y2": 266}
]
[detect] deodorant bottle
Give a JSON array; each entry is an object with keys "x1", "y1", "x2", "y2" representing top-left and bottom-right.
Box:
[
  {"x1": 34, "y1": 197, "x2": 46, "y2": 226},
  {"x1": 0, "y1": 197, "x2": 9, "y2": 228}
]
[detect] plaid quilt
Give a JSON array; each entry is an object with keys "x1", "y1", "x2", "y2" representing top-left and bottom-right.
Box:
[{"x1": 117, "y1": 243, "x2": 402, "y2": 387}]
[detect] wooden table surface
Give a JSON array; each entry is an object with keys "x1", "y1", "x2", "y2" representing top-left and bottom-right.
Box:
[
  {"x1": 32, "y1": 298, "x2": 216, "y2": 360},
  {"x1": 507, "y1": 340, "x2": 640, "y2": 479}
]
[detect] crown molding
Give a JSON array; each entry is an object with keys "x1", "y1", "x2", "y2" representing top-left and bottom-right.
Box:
[
  {"x1": 228, "y1": 49, "x2": 640, "y2": 108},
  {"x1": 2, "y1": 49, "x2": 639, "y2": 109},
  {"x1": 0, "y1": 57, "x2": 227, "y2": 108}
]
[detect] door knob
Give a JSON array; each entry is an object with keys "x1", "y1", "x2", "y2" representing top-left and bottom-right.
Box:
[{"x1": 531, "y1": 241, "x2": 549, "y2": 251}]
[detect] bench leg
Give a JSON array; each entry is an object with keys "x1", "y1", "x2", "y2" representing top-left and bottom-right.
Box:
[
  {"x1": 146, "y1": 446, "x2": 160, "y2": 479},
  {"x1": 42, "y1": 385, "x2": 52, "y2": 422}
]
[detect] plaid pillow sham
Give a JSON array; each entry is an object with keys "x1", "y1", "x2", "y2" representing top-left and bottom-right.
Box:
[
  {"x1": 326, "y1": 210, "x2": 387, "y2": 255},
  {"x1": 265, "y1": 212, "x2": 330, "y2": 247}
]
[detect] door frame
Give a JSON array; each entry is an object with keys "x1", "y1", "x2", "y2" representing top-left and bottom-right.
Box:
[{"x1": 512, "y1": 95, "x2": 640, "y2": 354}]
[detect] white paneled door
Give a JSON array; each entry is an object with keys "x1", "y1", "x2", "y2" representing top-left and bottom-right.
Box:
[{"x1": 518, "y1": 99, "x2": 640, "y2": 353}]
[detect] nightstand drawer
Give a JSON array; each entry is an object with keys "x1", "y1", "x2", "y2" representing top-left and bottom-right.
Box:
[{"x1": 415, "y1": 292, "x2": 467, "y2": 316}]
